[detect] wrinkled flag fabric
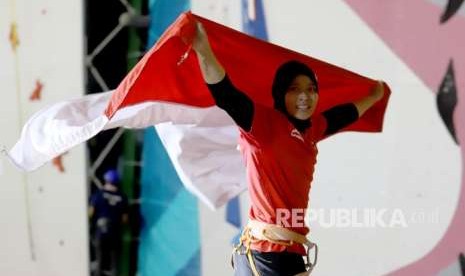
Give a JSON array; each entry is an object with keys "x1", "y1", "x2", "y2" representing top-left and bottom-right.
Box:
[{"x1": 8, "y1": 11, "x2": 390, "y2": 209}]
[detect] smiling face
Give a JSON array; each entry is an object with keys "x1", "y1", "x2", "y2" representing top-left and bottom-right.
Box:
[{"x1": 284, "y1": 74, "x2": 319, "y2": 120}]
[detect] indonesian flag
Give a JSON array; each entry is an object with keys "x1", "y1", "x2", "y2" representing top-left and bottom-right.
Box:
[{"x1": 7, "y1": 11, "x2": 390, "y2": 209}]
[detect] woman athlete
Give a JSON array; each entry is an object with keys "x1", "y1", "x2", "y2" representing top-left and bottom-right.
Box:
[{"x1": 191, "y1": 22, "x2": 385, "y2": 276}]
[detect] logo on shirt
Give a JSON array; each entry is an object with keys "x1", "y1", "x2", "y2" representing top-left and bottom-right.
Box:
[
  {"x1": 290, "y1": 129, "x2": 304, "y2": 142},
  {"x1": 103, "y1": 193, "x2": 123, "y2": 206}
]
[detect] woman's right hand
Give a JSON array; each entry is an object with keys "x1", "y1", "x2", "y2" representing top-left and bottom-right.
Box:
[
  {"x1": 191, "y1": 20, "x2": 225, "y2": 83},
  {"x1": 192, "y1": 22, "x2": 211, "y2": 55}
]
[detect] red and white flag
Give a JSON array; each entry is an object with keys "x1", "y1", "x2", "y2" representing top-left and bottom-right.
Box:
[{"x1": 7, "y1": 11, "x2": 390, "y2": 209}]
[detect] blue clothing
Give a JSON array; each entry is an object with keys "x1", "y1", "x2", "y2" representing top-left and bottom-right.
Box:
[{"x1": 90, "y1": 189, "x2": 128, "y2": 238}]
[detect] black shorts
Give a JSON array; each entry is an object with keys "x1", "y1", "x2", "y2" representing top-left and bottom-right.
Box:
[{"x1": 232, "y1": 248, "x2": 307, "y2": 276}]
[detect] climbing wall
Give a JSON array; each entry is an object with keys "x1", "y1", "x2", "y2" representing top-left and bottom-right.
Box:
[{"x1": 0, "y1": 0, "x2": 88, "y2": 275}]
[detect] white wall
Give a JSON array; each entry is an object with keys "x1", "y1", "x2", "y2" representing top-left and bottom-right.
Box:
[
  {"x1": 0, "y1": 0, "x2": 88, "y2": 275},
  {"x1": 193, "y1": 1, "x2": 461, "y2": 275}
]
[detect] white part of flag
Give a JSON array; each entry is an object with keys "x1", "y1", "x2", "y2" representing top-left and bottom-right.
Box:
[{"x1": 7, "y1": 91, "x2": 246, "y2": 209}]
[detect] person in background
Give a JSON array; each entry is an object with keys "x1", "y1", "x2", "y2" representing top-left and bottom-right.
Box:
[{"x1": 89, "y1": 169, "x2": 129, "y2": 276}]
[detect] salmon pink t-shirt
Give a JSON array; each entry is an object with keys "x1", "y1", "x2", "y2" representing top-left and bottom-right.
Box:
[{"x1": 239, "y1": 104, "x2": 327, "y2": 255}]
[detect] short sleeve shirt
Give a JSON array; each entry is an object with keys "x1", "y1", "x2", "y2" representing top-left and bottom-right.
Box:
[{"x1": 238, "y1": 104, "x2": 327, "y2": 255}]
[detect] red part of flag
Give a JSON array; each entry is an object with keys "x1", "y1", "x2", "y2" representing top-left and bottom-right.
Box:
[{"x1": 107, "y1": 11, "x2": 390, "y2": 133}]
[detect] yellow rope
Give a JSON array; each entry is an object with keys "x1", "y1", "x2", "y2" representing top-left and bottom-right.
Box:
[
  {"x1": 232, "y1": 228, "x2": 261, "y2": 276},
  {"x1": 233, "y1": 224, "x2": 317, "y2": 275}
]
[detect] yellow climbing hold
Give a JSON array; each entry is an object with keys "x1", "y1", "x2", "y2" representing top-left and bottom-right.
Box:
[{"x1": 9, "y1": 23, "x2": 20, "y2": 51}]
